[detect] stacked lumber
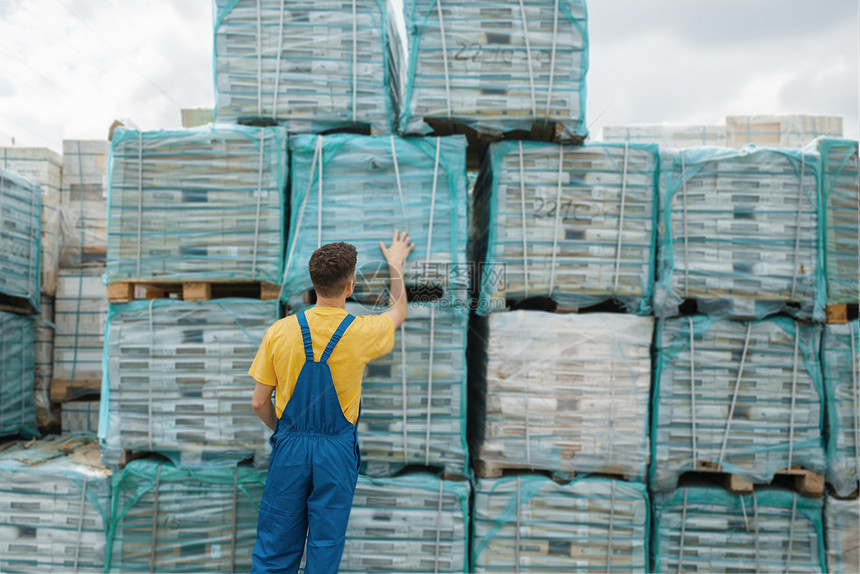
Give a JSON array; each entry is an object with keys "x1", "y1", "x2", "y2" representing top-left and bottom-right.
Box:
[
  {"x1": 0, "y1": 311, "x2": 38, "y2": 437},
  {"x1": 284, "y1": 134, "x2": 468, "y2": 306},
  {"x1": 652, "y1": 316, "x2": 826, "y2": 492},
  {"x1": 0, "y1": 436, "x2": 111, "y2": 573},
  {"x1": 822, "y1": 321, "x2": 860, "y2": 497},
  {"x1": 471, "y1": 311, "x2": 652, "y2": 480},
  {"x1": 106, "y1": 125, "x2": 287, "y2": 285},
  {"x1": 656, "y1": 147, "x2": 823, "y2": 320},
  {"x1": 0, "y1": 167, "x2": 41, "y2": 310},
  {"x1": 396, "y1": 0, "x2": 588, "y2": 138},
  {"x1": 180, "y1": 108, "x2": 214, "y2": 128},
  {"x1": 59, "y1": 140, "x2": 109, "y2": 268},
  {"x1": 52, "y1": 266, "x2": 108, "y2": 402},
  {"x1": 473, "y1": 141, "x2": 658, "y2": 313},
  {"x1": 726, "y1": 114, "x2": 842, "y2": 149},
  {"x1": 214, "y1": 0, "x2": 390, "y2": 132},
  {"x1": 653, "y1": 486, "x2": 826, "y2": 573},
  {"x1": 0, "y1": 146, "x2": 61, "y2": 295},
  {"x1": 34, "y1": 294, "x2": 55, "y2": 428},
  {"x1": 601, "y1": 124, "x2": 727, "y2": 148},
  {"x1": 472, "y1": 476, "x2": 649, "y2": 572},
  {"x1": 100, "y1": 299, "x2": 275, "y2": 468},
  {"x1": 108, "y1": 458, "x2": 265, "y2": 573},
  {"x1": 346, "y1": 302, "x2": 468, "y2": 477},
  {"x1": 825, "y1": 494, "x2": 859, "y2": 573}
]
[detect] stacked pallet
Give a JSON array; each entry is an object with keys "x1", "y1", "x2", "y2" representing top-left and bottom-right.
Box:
[
  {"x1": 106, "y1": 125, "x2": 287, "y2": 285},
  {"x1": 471, "y1": 311, "x2": 652, "y2": 480},
  {"x1": 725, "y1": 114, "x2": 842, "y2": 149},
  {"x1": 59, "y1": 140, "x2": 109, "y2": 268},
  {"x1": 0, "y1": 147, "x2": 61, "y2": 296},
  {"x1": 283, "y1": 134, "x2": 469, "y2": 306},
  {"x1": 396, "y1": 0, "x2": 588, "y2": 139},
  {"x1": 345, "y1": 302, "x2": 468, "y2": 477},
  {"x1": 0, "y1": 311, "x2": 38, "y2": 437},
  {"x1": 100, "y1": 298, "x2": 275, "y2": 468},
  {"x1": 108, "y1": 458, "x2": 265, "y2": 573},
  {"x1": 601, "y1": 124, "x2": 727, "y2": 148},
  {"x1": 653, "y1": 486, "x2": 826, "y2": 572},
  {"x1": 472, "y1": 476, "x2": 649, "y2": 572},
  {"x1": 34, "y1": 294, "x2": 55, "y2": 428},
  {"x1": 0, "y1": 167, "x2": 41, "y2": 311},
  {"x1": 651, "y1": 316, "x2": 826, "y2": 492},
  {"x1": 0, "y1": 436, "x2": 111, "y2": 573},
  {"x1": 473, "y1": 141, "x2": 658, "y2": 314},
  {"x1": 656, "y1": 147, "x2": 823, "y2": 320},
  {"x1": 825, "y1": 494, "x2": 859, "y2": 573},
  {"x1": 214, "y1": 0, "x2": 391, "y2": 132},
  {"x1": 822, "y1": 321, "x2": 860, "y2": 497}
]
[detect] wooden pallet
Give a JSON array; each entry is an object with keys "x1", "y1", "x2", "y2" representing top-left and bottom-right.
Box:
[
  {"x1": 0, "y1": 293, "x2": 37, "y2": 315},
  {"x1": 50, "y1": 378, "x2": 101, "y2": 402},
  {"x1": 692, "y1": 463, "x2": 825, "y2": 497},
  {"x1": 826, "y1": 303, "x2": 859, "y2": 324},
  {"x1": 107, "y1": 280, "x2": 280, "y2": 303},
  {"x1": 473, "y1": 459, "x2": 633, "y2": 484}
]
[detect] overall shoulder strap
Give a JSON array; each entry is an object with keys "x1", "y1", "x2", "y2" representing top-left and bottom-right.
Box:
[
  {"x1": 320, "y1": 314, "x2": 356, "y2": 363},
  {"x1": 296, "y1": 311, "x2": 314, "y2": 361}
]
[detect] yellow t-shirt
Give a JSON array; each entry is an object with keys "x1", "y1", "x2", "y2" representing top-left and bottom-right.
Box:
[{"x1": 249, "y1": 307, "x2": 395, "y2": 425}]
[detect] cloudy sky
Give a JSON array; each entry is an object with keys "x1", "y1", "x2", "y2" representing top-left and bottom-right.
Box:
[{"x1": 0, "y1": 0, "x2": 856, "y2": 152}]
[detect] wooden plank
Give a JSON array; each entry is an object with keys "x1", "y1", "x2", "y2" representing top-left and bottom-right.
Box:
[{"x1": 183, "y1": 282, "x2": 211, "y2": 302}]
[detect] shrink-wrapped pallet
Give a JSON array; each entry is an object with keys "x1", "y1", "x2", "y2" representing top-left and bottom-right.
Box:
[
  {"x1": 108, "y1": 459, "x2": 265, "y2": 573},
  {"x1": 62, "y1": 400, "x2": 100, "y2": 434},
  {"x1": 395, "y1": 0, "x2": 588, "y2": 138},
  {"x1": 341, "y1": 302, "x2": 468, "y2": 477},
  {"x1": 601, "y1": 124, "x2": 727, "y2": 148},
  {"x1": 106, "y1": 125, "x2": 287, "y2": 285},
  {"x1": 653, "y1": 486, "x2": 826, "y2": 573},
  {"x1": 822, "y1": 321, "x2": 860, "y2": 497},
  {"x1": 1, "y1": 147, "x2": 60, "y2": 295},
  {"x1": 100, "y1": 298, "x2": 276, "y2": 468},
  {"x1": 52, "y1": 266, "x2": 107, "y2": 402},
  {"x1": 474, "y1": 141, "x2": 658, "y2": 314},
  {"x1": 0, "y1": 436, "x2": 111, "y2": 573},
  {"x1": 0, "y1": 167, "x2": 41, "y2": 310},
  {"x1": 726, "y1": 114, "x2": 842, "y2": 150},
  {"x1": 34, "y1": 293, "x2": 55, "y2": 428},
  {"x1": 283, "y1": 134, "x2": 468, "y2": 306},
  {"x1": 655, "y1": 147, "x2": 824, "y2": 320},
  {"x1": 60, "y1": 140, "x2": 109, "y2": 268},
  {"x1": 470, "y1": 311, "x2": 652, "y2": 480},
  {"x1": 652, "y1": 316, "x2": 826, "y2": 492},
  {"x1": 825, "y1": 494, "x2": 859, "y2": 573},
  {"x1": 214, "y1": 0, "x2": 391, "y2": 132},
  {"x1": 0, "y1": 311, "x2": 38, "y2": 437},
  {"x1": 811, "y1": 138, "x2": 858, "y2": 304},
  {"x1": 472, "y1": 476, "x2": 649, "y2": 572}
]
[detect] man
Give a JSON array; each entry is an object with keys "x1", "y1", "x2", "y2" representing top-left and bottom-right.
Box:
[{"x1": 249, "y1": 231, "x2": 414, "y2": 573}]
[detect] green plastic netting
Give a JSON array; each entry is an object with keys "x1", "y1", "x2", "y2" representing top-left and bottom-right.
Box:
[
  {"x1": 652, "y1": 486, "x2": 826, "y2": 573},
  {"x1": 825, "y1": 493, "x2": 859, "y2": 574},
  {"x1": 0, "y1": 311, "x2": 38, "y2": 438},
  {"x1": 0, "y1": 167, "x2": 41, "y2": 310},
  {"x1": 822, "y1": 320, "x2": 860, "y2": 497},
  {"x1": 655, "y1": 146, "x2": 825, "y2": 320}
]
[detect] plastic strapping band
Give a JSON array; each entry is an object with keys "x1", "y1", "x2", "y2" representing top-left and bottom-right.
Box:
[
  {"x1": 612, "y1": 143, "x2": 630, "y2": 294},
  {"x1": 524, "y1": 355, "x2": 531, "y2": 465},
  {"x1": 607, "y1": 355, "x2": 616, "y2": 464},
  {"x1": 435, "y1": 0, "x2": 452, "y2": 119},
  {"x1": 433, "y1": 479, "x2": 443, "y2": 574},
  {"x1": 543, "y1": 0, "x2": 559, "y2": 124},
  {"x1": 605, "y1": 480, "x2": 616, "y2": 573},
  {"x1": 400, "y1": 324, "x2": 408, "y2": 463},
  {"x1": 717, "y1": 321, "x2": 753, "y2": 471},
  {"x1": 135, "y1": 132, "x2": 143, "y2": 279},
  {"x1": 680, "y1": 151, "x2": 690, "y2": 297},
  {"x1": 230, "y1": 465, "x2": 239, "y2": 574},
  {"x1": 351, "y1": 0, "x2": 358, "y2": 123},
  {"x1": 72, "y1": 474, "x2": 88, "y2": 573},
  {"x1": 251, "y1": 128, "x2": 265, "y2": 278},
  {"x1": 752, "y1": 491, "x2": 761, "y2": 574},
  {"x1": 789, "y1": 154, "x2": 806, "y2": 301},
  {"x1": 256, "y1": 0, "x2": 262, "y2": 117},
  {"x1": 424, "y1": 307, "x2": 435, "y2": 466},
  {"x1": 851, "y1": 326, "x2": 859, "y2": 481},
  {"x1": 271, "y1": 0, "x2": 286, "y2": 119},
  {"x1": 147, "y1": 299, "x2": 155, "y2": 452},
  {"x1": 514, "y1": 476, "x2": 521, "y2": 574},
  {"x1": 150, "y1": 463, "x2": 163, "y2": 574},
  {"x1": 317, "y1": 136, "x2": 324, "y2": 249},
  {"x1": 424, "y1": 138, "x2": 440, "y2": 283},
  {"x1": 391, "y1": 136, "x2": 407, "y2": 230},
  {"x1": 689, "y1": 317, "x2": 698, "y2": 469},
  {"x1": 548, "y1": 145, "x2": 564, "y2": 295},
  {"x1": 677, "y1": 488, "x2": 688, "y2": 574},
  {"x1": 517, "y1": 0, "x2": 536, "y2": 117},
  {"x1": 787, "y1": 324, "x2": 800, "y2": 471},
  {"x1": 785, "y1": 492, "x2": 797, "y2": 573},
  {"x1": 518, "y1": 142, "x2": 530, "y2": 298},
  {"x1": 740, "y1": 495, "x2": 751, "y2": 532}
]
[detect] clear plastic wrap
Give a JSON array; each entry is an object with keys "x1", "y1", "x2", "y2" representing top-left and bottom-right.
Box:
[
  {"x1": 283, "y1": 134, "x2": 468, "y2": 307},
  {"x1": 59, "y1": 140, "x2": 109, "y2": 268},
  {"x1": 99, "y1": 298, "x2": 276, "y2": 468},
  {"x1": 395, "y1": 0, "x2": 588, "y2": 138},
  {"x1": 0, "y1": 435, "x2": 111, "y2": 573},
  {"x1": 655, "y1": 146, "x2": 825, "y2": 320},
  {"x1": 214, "y1": 0, "x2": 392, "y2": 133},
  {"x1": 651, "y1": 316, "x2": 826, "y2": 492},
  {"x1": 106, "y1": 125, "x2": 288, "y2": 285},
  {"x1": 472, "y1": 475, "x2": 649, "y2": 572},
  {"x1": 470, "y1": 311, "x2": 652, "y2": 481},
  {"x1": 825, "y1": 493, "x2": 859, "y2": 574},
  {"x1": 601, "y1": 124, "x2": 727, "y2": 148},
  {"x1": 0, "y1": 166, "x2": 41, "y2": 310},
  {"x1": 725, "y1": 115, "x2": 843, "y2": 150},
  {"x1": 34, "y1": 293, "x2": 56, "y2": 429},
  {"x1": 107, "y1": 458, "x2": 266, "y2": 573},
  {"x1": 0, "y1": 310, "x2": 38, "y2": 437},
  {"x1": 653, "y1": 486, "x2": 826, "y2": 573},
  {"x1": 822, "y1": 321, "x2": 860, "y2": 497},
  {"x1": 474, "y1": 141, "x2": 658, "y2": 314}
]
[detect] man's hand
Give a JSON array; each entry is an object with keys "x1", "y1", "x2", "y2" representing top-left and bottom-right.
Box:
[
  {"x1": 380, "y1": 230, "x2": 414, "y2": 328},
  {"x1": 378, "y1": 229, "x2": 414, "y2": 267}
]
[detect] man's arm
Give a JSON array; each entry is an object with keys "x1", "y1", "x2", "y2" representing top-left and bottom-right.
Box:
[
  {"x1": 379, "y1": 229, "x2": 414, "y2": 328},
  {"x1": 251, "y1": 382, "x2": 277, "y2": 431}
]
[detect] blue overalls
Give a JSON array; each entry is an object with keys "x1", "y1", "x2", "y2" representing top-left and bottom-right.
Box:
[{"x1": 252, "y1": 311, "x2": 359, "y2": 574}]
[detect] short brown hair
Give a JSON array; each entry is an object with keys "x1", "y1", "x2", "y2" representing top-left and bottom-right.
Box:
[{"x1": 308, "y1": 242, "x2": 357, "y2": 298}]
